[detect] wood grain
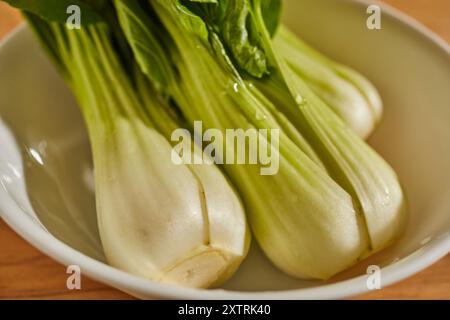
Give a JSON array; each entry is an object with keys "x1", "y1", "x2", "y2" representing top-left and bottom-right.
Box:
[
  {"x1": 0, "y1": 0, "x2": 449, "y2": 300},
  {"x1": 381, "y1": 0, "x2": 450, "y2": 42}
]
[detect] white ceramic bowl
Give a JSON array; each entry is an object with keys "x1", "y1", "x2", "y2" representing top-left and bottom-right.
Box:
[{"x1": 1, "y1": 0, "x2": 449, "y2": 299}]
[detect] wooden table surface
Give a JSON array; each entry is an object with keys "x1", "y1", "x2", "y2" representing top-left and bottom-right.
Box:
[{"x1": 0, "y1": 0, "x2": 449, "y2": 300}]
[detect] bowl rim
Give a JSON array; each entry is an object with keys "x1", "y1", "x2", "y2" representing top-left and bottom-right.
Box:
[{"x1": 1, "y1": 0, "x2": 449, "y2": 299}]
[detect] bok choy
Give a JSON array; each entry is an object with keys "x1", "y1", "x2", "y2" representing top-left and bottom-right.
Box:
[
  {"x1": 2, "y1": 0, "x2": 407, "y2": 284},
  {"x1": 118, "y1": 0, "x2": 406, "y2": 279},
  {"x1": 11, "y1": 0, "x2": 249, "y2": 288},
  {"x1": 118, "y1": 0, "x2": 372, "y2": 279}
]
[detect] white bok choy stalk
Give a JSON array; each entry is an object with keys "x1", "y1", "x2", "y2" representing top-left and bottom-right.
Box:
[
  {"x1": 249, "y1": 0, "x2": 406, "y2": 252},
  {"x1": 20, "y1": 4, "x2": 249, "y2": 289}
]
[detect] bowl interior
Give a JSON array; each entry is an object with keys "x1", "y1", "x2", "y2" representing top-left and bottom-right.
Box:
[{"x1": 1, "y1": 0, "x2": 450, "y2": 294}]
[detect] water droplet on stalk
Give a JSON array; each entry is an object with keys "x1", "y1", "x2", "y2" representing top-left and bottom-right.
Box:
[{"x1": 255, "y1": 112, "x2": 267, "y2": 121}]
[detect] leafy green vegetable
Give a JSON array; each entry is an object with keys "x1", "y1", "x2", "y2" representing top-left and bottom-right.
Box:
[
  {"x1": 120, "y1": 0, "x2": 370, "y2": 279},
  {"x1": 3, "y1": 0, "x2": 103, "y2": 24},
  {"x1": 119, "y1": 0, "x2": 405, "y2": 278},
  {"x1": 18, "y1": 3, "x2": 249, "y2": 288},
  {"x1": 114, "y1": 0, "x2": 174, "y2": 94},
  {"x1": 4, "y1": 0, "x2": 407, "y2": 282},
  {"x1": 260, "y1": 0, "x2": 282, "y2": 36},
  {"x1": 250, "y1": 0, "x2": 405, "y2": 250},
  {"x1": 219, "y1": 0, "x2": 268, "y2": 77},
  {"x1": 275, "y1": 26, "x2": 383, "y2": 138},
  {"x1": 178, "y1": 0, "x2": 271, "y2": 77}
]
